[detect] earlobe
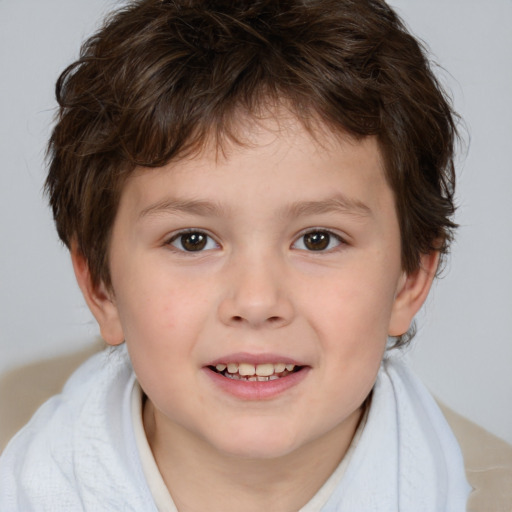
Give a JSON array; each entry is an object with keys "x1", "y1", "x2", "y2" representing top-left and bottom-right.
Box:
[
  {"x1": 71, "y1": 243, "x2": 125, "y2": 346},
  {"x1": 388, "y1": 251, "x2": 440, "y2": 337}
]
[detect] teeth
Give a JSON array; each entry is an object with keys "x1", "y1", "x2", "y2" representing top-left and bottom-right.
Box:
[
  {"x1": 215, "y1": 361, "x2": 298, "y2": 378},
  {"x1": 255, "y1": 363, "x2": 274, "y2": 377},
  {"x1": 273, "y1": 363, "x2": 286, "y2": 373},
  {"x1": 238, "y1": 363, "x2": 256, "y2": 376},
  {"x1": 227, "y1": 363, "x2": 238, "y2": 374}
]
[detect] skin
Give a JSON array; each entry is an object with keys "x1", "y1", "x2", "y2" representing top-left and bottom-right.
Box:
[{"x1": 73, "y1": 114, "x2": 438, "y2": 512}]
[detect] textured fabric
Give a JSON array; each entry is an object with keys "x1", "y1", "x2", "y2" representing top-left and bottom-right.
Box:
[
  {"x1": 0, "y1": 348, "x2": 155, "y2": 511},
  {"x1": 0, "y1": 347, "x2": 470, "y2": 511},
  {"x1": 319, "y1": 354, "x2": 471, "y2": 511},
  {"x1": 299, "y1": 404, "x2": 368, "y2": 511}
]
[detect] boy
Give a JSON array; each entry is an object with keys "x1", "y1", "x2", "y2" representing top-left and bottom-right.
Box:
[{"x1": 0, "y1": 0, "x2": 471, "y2": 510}]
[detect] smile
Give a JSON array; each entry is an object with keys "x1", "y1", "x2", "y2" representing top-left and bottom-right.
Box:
[
  {"x1": 209, "y1": 362, "x2": 301, "y2": 381},
  {"x1": 204, "y1": 358, "x2": 309, "y2": 400}
]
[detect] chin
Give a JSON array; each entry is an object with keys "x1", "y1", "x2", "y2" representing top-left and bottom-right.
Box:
[
  {"x1": 217, "y1": 442, "x2": 298, "y2": 461},
  {"x1": 207, "y1": 426, "x2": 303, "y2": 461}
]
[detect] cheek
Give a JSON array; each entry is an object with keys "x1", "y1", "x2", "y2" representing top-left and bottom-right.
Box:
[
  {"x1": 114, "y1": 256, "x2": 210, "y2": 332},
  {"x1": 310, "y1": 266, "x2": 398, "y2": 342},
  {"x1": 112, "y1": 270, "x2": 211, "y2": 378},
  {"x1": 117, "y1": 283, "x2": 207, "y2": 414},
  {"x1": 301, "y1": 259, "x2": 399, "y2": 392}
]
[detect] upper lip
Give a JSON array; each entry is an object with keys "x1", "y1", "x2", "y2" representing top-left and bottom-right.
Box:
[{"x1": 206, "y1": 352, "x2": 305, "y2": 367}]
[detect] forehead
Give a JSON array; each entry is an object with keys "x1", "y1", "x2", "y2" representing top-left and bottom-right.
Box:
[{"x1": 119, "y1": 113, "x2": 391, "y2": 222}]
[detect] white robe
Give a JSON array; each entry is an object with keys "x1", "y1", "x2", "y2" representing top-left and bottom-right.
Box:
[{"x1": 0, "y1": 347, "x2": 470, "y2": 511}]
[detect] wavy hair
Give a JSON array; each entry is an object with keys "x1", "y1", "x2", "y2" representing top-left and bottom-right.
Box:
[{"x1": 45, "y1": 0, "x2": 459, "y2": 346}]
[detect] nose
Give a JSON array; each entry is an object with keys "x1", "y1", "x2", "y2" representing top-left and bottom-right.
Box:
[{"x1": 217, "y1": 254, "x2": 295, "y2": 329}]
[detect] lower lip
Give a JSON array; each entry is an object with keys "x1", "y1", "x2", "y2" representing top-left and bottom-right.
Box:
[{"x1": 203, "y1": 367, "x2": 310, "y2": 400}]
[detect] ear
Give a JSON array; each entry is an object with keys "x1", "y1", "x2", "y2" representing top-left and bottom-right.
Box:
[
  {"x1": 388, "y1": 251, "x2": 440, "y2": 337},
  {"x1": 71, "y1": 243, "x2": 125, "y2": 346}
]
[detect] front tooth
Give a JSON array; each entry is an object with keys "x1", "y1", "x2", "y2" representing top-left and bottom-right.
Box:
[
  {"x1": 227, "y1": 363, "x2": 239, "y2": 374},
  {"x1": 238, "y1": 363, "x2": 256, "y2": 376},
  {"x1": 274, "y1": 363, "x2": 286, "y2": 373},
  {"x1": 285, "y1": 364, "x2": 295, "y2": 372},
  {"x1": 255, "y1": 363, "x2": 274, "y2": 377},
  {"x1": 215, "y1": 363, "x2": 227, "y2": 372}
]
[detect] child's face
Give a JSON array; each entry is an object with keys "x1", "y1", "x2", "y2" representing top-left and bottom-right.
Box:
[{"x1": 93, "y1": 115, "x2": 427, "y2": 460}]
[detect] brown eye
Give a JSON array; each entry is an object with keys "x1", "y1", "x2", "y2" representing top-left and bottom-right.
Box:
[
  {"x1": 181, "y1": 233, "x2": 206, "y2": 251},
  {"x1": 170, "y1": 231, "x2": 217, "y2": 252},
  {"x1": 293, "y1": 230, "x2": 343, "y2": 252},
  {"x1": 303, "y1": 231, "x2": 331, "y2": 251}
]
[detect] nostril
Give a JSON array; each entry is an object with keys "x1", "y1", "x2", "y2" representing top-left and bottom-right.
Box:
[{"x1": 230, "y1": 315, "x2": 283, "y2": 325}]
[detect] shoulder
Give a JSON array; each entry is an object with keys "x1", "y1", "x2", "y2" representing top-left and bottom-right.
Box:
[
  {"x1": 0, "y1": 348, "x2": 123, "y2": 456},
  {"x1": 326, "y1": 353, "x2": 471, "y2": 511},
  {"x1": 380, "y1": 354, "x2": 512, "y2": 511},
  {"x1": 0, "y1": 347, "x2": 153, "y2": 511},
  {"x1": 440, "y1": 400, "x2": 512, "y2": 511}
]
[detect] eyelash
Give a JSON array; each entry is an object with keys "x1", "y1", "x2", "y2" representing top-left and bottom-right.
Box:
[
  {"x1": 165, "y1": 228, "x2": 347, "y2": 253},
  {"x1": 292, "y1": 229, "x2": 346, "y2": 253},
  {"x1": 166, "y1": 229, "x2": 219, "y2": 253}
]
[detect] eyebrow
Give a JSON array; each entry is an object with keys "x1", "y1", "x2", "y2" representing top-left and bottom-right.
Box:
[
  {"x1": 138, "y1": 194, "x2": 372, "y2": 221},
  {"x1": 279, "y1": 194, "x2": 373, "y2": 219},
  {"x1": 138, "y1": 198, "x2": 229, "y2": 220}
]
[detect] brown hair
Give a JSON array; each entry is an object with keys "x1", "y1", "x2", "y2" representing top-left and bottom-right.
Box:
[{"x1": 46, "y1": 0, "x2": 458, "y2": 344}]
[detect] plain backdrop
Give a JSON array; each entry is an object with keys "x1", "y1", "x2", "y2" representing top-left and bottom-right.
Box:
[{"x1": 1, "y1": 0, "x2": 511, "y2": 444}]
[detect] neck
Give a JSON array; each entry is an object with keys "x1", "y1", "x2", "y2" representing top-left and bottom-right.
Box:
[{"x1": 143, "y1": 400, "x2": 364, "y2": 512}]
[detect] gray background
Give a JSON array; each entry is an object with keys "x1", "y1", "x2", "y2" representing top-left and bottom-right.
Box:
[{"x1": 1, "y1": 0, "x2": 511, "y2": 444}]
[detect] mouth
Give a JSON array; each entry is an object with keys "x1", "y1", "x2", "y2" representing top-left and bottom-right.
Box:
[{"x1": 207, "y1": 362, "x2": 303, "y2": 382}]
